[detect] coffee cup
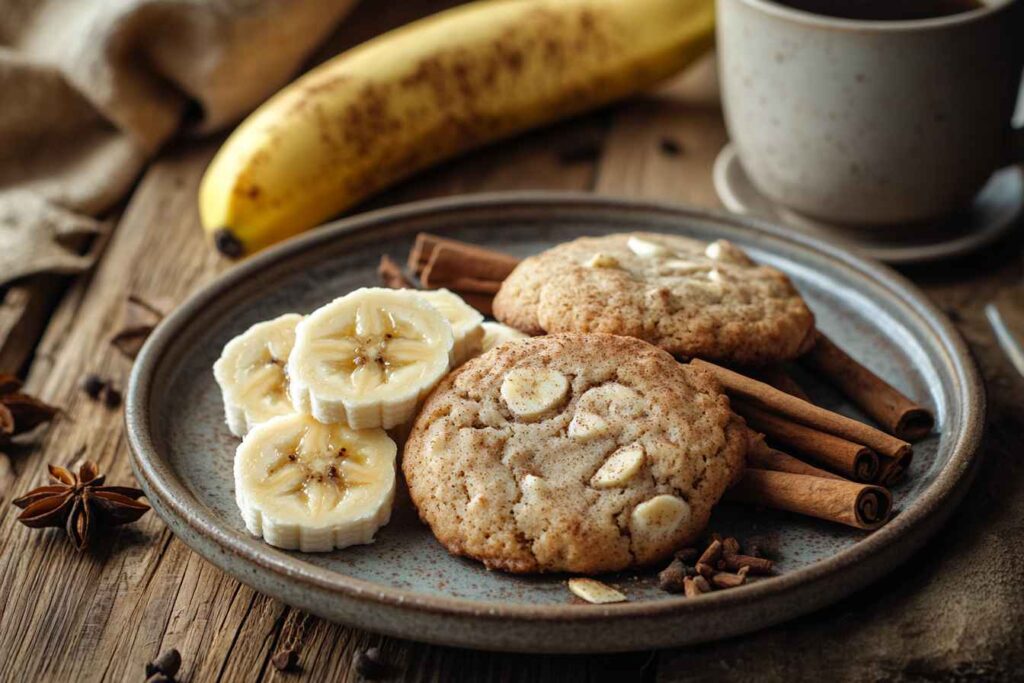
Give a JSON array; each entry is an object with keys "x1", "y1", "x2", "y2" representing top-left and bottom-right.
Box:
[{"x1": 717, "y1": 0, "x2": 1023, "y2": 227}]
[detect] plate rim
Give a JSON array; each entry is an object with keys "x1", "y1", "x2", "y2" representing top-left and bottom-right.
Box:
[{"x1": 126, "y1": 191, "x2": 984, "y2": 630}]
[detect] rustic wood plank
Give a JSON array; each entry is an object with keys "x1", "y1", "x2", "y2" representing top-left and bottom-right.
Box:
[
  {"x1": 0, "y1": 142, "x2": 223, "y2": 683},
  {"x1": 0, "y1": 278, "x2": 62, "y2": 375},
  {"x1": 595, "y1": 55, "x2": 724, "y2": 209}
]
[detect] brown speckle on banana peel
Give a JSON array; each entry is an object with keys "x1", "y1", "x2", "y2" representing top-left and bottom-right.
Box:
[{"x1": 258, "y1": 6, "x2": 622, "y2": 208}]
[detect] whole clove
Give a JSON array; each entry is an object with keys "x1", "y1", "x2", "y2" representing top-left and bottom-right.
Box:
[
  {"x1": 723, "y1": 553, "x2": 774, "y2": 575},
  {"x1": 711, "y1": 567, "x2": 750, "y2": 590},
  {"x1": 657, "y1": 559, "x2": 689, "y2": 593}
]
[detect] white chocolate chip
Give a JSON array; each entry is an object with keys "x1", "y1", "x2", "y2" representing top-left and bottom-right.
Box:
[
  {"x1": 627, "y1": 236, "x2": 672, "y2": 258},
  {"x1": 708, "y1": 268, "x2": 723, "y2": 283},
  {"x1": 630, "y1": 495, "x2": 691, "y2": 541},
  {"x1": 600, "y1": 384, "x2": 645, "y2": 419},
  {"x1": 663, "y1": 259, "x2": 711, "y2": 275},
  {"x1": 705, "y1": 239, "x2": 754, "y2": 266},
  {"x1": 590, "y1": 443, "x2": 645, "y2": 489},
  {"x1": 584, "y1": 253, "x2": 620, "y2": 269},
  {"x1": 568, "y1": 578, "x2": 627, "y2": 604},
  {"x1": 501, "y1": 367, "x2": 569, "y2": 420},
  {"x1": 568, "y1": 411, "x2": 611, "y2": 441}
]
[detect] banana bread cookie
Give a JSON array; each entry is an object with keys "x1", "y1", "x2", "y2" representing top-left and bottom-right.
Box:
[
  {"x1": 402, "y1": 333, "x2": 748, "y2": 574},
  {"x1": 492, "y1": 232, "x2": 815, "y2": 366}
]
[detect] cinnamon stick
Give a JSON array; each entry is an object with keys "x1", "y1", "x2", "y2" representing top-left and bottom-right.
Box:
[
  {"x1": 722, "y1": 553, "x2": 774, "y2": 575},
  {"x1": 876, "y1": 451, "x2": 914, "y2": 488},
  {"x1": 408, "y1": 234, "x2": 520, "y2": 281},
  {"x1": 693, "y1": 359, "x2": 912, "y2": 460},
  {"x1": 377, "y1": 255, "x2": 414, "y2": 289},
  {"x1": 725, "y1": 469, "x2": 892, "y2": 531},
  {"x1": 422, "y1": 274, "x2": 502, "y2": 296},
  {"x1": 746, "y1": 433, "x2": 845, "y2": 481},
  {"x1": 802, "y1": 332, "x2": 935, "y2": 442},
  {"x1": 711, "y1": 567, "x2": 749, "y2": 589},
  {"x1": 458, "y1": 292, "x2": 496, "y2": 317},
  {"x1": 754, "y1": 365, "x2": 810, "y2": 401},
  {"x1": 737, "y1": 401, "x2": 879, "y2": 482}
]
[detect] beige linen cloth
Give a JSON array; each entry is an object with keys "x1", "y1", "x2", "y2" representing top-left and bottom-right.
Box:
[{"x1": 0, "y1": 0, "x2": 357, "y2": 286}]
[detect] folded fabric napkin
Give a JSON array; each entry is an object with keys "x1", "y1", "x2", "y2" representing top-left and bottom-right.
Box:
[{"x1": 0, "y1": 0, "x2": 358, "y2": 286}]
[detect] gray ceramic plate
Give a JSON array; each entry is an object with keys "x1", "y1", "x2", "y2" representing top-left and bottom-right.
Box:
[{"x1": 126, "y1": 192, "x2": 984, "y2": 653}]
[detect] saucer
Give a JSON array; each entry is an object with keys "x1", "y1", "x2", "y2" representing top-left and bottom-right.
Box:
[{"x1": 713, "y1": 143, "x2": 1024, "y2": 265}]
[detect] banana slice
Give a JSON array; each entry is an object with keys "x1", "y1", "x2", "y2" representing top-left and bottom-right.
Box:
[
  {"x1": 480, "y1": 322, "x2": 528, "y2": 354},
  {"x1": 234, "y1": 413, "x2": 397, "y2": 551},
  {"x1": 500, "y1": 367, "x2": 570, "y2": 420},
  {"x1": 415, "y1": 289, "x2": 484, "y2": 365},
  {"x1": 214, "y1": 313, "x2": 303, "y2": 437},
  {"x1": 288, "y1": 288, "x2": 454, "y2": 429}
]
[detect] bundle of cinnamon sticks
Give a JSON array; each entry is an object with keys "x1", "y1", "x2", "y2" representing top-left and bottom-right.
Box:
[
  {"x1": 404, "y1": 233, "x2": 519, "y2": 315},
  {"x1": 385, "y1": 233, "x2": 937, "y2": 532}
]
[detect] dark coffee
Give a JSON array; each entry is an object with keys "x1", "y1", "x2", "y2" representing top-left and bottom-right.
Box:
[{"x1": 771, "y1": 0, "x2": 984, "y2": 20}]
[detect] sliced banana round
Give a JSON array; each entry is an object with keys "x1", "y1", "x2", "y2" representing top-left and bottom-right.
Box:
[
  {"x1": 414, "y1": 289, "x2": 484, "y2": 365},
  {"x1": 288, "y1": 288, "x2": 454, "y2": 429},
  {"x1": 479, "y1": 321, "x2": 528, "y2": 354},
  {"x1": 234, "y1": 413, "x2": 397, "y2": 552},
  {"x1": 214, "y1": 313, "x2": 303, "y2": 437}
]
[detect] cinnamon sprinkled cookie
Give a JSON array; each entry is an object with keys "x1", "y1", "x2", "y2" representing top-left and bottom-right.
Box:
[
  {"x1": 493, "y1": 232, "x2": 815, "y2": 366},
  {"x1": 402, "y1": 334, "x2": 747, "y2": 574}
]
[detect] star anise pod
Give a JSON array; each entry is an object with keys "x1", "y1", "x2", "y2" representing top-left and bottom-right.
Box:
[
  {"x1": 12, "y1": 460, "x2": 149, "y2": 551},
  {"x1": 0, "y1": 374, "x2": 58, "y2": 443}
]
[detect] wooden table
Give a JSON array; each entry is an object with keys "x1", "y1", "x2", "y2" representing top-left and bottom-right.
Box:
[{"x1": 2, "y1": 3, "x2": 1023, "y2": 680}]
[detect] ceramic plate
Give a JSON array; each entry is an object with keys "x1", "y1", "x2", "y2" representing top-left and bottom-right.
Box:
[{"x1": 126, "y1": 192, "x2": 983, "y2": 653}]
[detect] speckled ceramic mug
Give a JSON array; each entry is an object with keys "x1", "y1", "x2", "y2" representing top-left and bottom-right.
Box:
[{"x1": 718, "y1": 0, "x2": 1024, "y2": 227}]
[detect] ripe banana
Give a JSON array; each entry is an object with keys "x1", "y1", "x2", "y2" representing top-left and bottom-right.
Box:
[
  {"x1": 288, "y1": 288, "x2": 454, "y2": 429},
  {"x1": 213, "y1": 313, "x2": 303, "y2": 437},
  {"x1": 479, "y1": 321, "x2": 528, "y2": 355},
  {"x1": 199, "y1": 0, "x2": 715, "y2": 256},
  {"x1": 234, "y1": 413, "x2": 397, "y2": 551}
]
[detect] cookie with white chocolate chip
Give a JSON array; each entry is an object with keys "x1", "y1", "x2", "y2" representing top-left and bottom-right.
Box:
[
  {"x1": 402, "y1": 333, "x2": 748, "y2": 574},
  {"x1": 493, "y1": 232, "x2": 815, "y2": 366}
]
